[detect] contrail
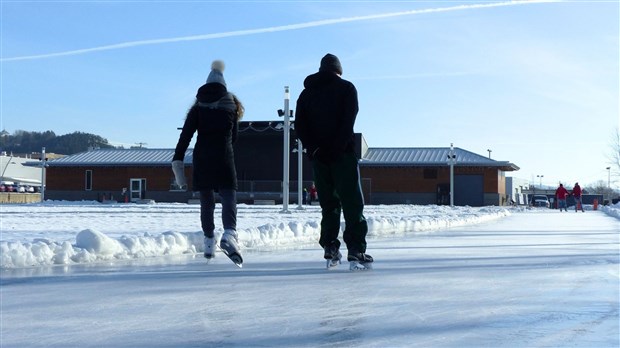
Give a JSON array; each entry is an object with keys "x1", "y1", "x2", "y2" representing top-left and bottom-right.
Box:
[{"x1": 1, "y1": 0, "x2": 557, "y2": 62}]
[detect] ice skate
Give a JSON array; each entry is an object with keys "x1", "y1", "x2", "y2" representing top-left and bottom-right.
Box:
[
  {"x1": 348, "y1": 252, "x2": 373, "y2": 271},
  {"x1": 219, "y1": 229, "x2": 243, "y2": 267},
  {"x1": 324, "y1": 242, "x2": 342, "y2": 269},
  {"x1": 203, "y1": 236, "x2": 217, "y2": 260}
]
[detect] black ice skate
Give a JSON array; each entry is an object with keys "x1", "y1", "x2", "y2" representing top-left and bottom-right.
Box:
[
  {"x1": 347, "y1": 252, "x2": 373, "y2": 271},
  {"x1": 324, "y1": 242, "x2": 342, "y2": 269}
]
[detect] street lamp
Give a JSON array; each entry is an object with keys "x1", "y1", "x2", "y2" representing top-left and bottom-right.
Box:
[
  {"x1": 607, "y1": 167, "x2": 611, "y2": 188},
  {"x1": 292, "y1": 137, "x2": 305, "y2": 210},
  {"x1": 447, "y1": 143, "x2": 457, "y2": 207},
  {"x1": 278, "y1": 86, "x2": 292, "y2": 214},
  {"x1": 537, "y1": 174, "x2": 544, "y2": 188},
  {"x1": 487, "y1": 149, "x2": 492, "y2": 159},
  {"x1": 40, "y1": 147, "x2": 47, "y2": 202}
]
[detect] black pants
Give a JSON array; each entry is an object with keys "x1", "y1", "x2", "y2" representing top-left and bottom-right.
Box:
[
  {"x1": 199, "y1": 189, "x2": 237, "y2": 238},
  {"x1": 312, "y1": 152, "x2": 368, "y2": 253}
]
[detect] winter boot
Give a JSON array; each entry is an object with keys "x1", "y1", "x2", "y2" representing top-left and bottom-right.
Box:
[
  {"x1": 204, "y1": 236, "x2": 216, "y2": 259},
  {"x1": 347, "y1": 251, "x2": 373, "y2": 271}
]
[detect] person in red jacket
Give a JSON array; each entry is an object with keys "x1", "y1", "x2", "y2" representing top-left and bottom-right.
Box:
[
  {"x1": 555, "y1": 183, "x2": 569, "y2": 212},
  {"x1": 572, "y1": 182, "x2": 585, "y2": 212}
]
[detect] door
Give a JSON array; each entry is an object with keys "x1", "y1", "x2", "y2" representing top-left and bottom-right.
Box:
[
  {"x1": 454, "y1": 175, "x2": 484, "y2": 207},
  {"x1": 130, "y1": 178, "x2": 146, "y2": 202}
]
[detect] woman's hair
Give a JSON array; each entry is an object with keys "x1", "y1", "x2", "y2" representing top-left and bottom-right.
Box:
[
  {"x1": 231, "y1": 93, "x2": 244, "y2": 121},
  {"x1": 185, "y1": 93, "x2": 244, "y2": 121}
]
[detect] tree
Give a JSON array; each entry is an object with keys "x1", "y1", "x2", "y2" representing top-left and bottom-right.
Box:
[
  {"x1": 609, "y1": 127, "x2": 620, "y2": 187},
  {"x1": 0, "y1": 130, "x2": 115, "y2": 155}
]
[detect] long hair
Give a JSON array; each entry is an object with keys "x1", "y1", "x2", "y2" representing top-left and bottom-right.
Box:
[{"x1": 231, "y1": 93, "x2": 244, "y2": 121}]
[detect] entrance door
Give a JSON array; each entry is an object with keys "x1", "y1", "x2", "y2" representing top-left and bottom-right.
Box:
[
  {"x1": 454, "y1": 175, "x2": 484, "y2": 206},
  {"x1": 436, "y1": 184, "x2": 450, "y2": 205},
  {"x1": 130, "y1": 178, "x2": 146, "y2": 202}
]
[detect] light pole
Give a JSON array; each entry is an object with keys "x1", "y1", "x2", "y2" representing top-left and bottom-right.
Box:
[
  {"x1": 40, "y1": 147, "x2": 47, "y2": 202},
  {"x1": 537, "y1": 174, "x2": 544, "y2": 188},
  {"x1": 447, "y1": 143, "x2": 456, "y2": 207},
  {"x1": 606, "y1": 167, "x2": 611, "y2": 188},
  {"x1": 292, "y1": 137, "x2": 305, "y2": 210},
  {"x1": 487, "y1": 149, "x2": 492, "y2": 159},
  {"x1": 278, "y1": 86, "x2": 291, "y2": 214}
]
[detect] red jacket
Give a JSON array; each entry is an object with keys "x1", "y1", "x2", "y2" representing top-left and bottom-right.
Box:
[
  {"x1": 572, "y1": 184, "x2": 582, "y2": 198},
  {"x1": 556, "y1": 186, "x2": 569, "y2": 199}
]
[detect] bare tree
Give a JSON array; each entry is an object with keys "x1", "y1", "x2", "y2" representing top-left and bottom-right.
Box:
[{"x1": 608, "y1": 127, "x2": 620, "y2": 186}]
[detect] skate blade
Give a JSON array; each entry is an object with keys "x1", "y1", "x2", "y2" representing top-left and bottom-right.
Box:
[
  {"x1": 218, "y1": 245, "x2": 243, "y2": 268},
  {"x1": 349, "y1": 261, "x2": 373, "y2": 271}
]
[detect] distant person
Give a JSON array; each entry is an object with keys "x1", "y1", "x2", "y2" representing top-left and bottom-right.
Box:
[
  {"x1": 303, "y1": 188, "x2": 308, "y2": 205},
  {"x1": 555, "y1": 183, "x2": 569, "y2": 212},
  {"x1": 308, "y1": 183, "x2": 318, "y2": 204},
  {"x1": 172, "y1": 60, "x2": 245, "y2": 266},
  {"x1": 572, "y1": 182, "x2": 585, "y2": 212},
  {"x1": 295, "y1": 53, "x2": 372, "y2": 270}
]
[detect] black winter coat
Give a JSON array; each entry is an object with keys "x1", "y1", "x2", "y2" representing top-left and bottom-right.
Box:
[
  {"x1": 173, "y1": 83, "x2": 238, "y2": 191},
  {"x1": 295, "y1": 71, "x2": 359, "y2": 160}
]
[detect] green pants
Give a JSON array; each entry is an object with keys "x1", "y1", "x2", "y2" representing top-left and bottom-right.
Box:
[{"x1": 312, "y1": 152, "x2": 368, "y2": 253}]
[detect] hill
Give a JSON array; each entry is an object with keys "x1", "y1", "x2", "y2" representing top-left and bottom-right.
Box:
[{"x1": 0, "y1": 130, "x2": 117, "y2": 155}]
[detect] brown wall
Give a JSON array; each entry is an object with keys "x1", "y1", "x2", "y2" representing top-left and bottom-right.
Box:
[
  {"x1": 360, "y1": 166, "x2": 504, "y2": 194},
  {"x1": 47, "y1": 166, "x2": 180, "y2": 191}
]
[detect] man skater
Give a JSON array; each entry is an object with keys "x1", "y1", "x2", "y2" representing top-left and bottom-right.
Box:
[{"x1": 295, "y1": 53, "x2": 372, "y2": 270}]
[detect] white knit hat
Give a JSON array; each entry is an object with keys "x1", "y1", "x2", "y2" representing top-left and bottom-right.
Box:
[{"x1": 206, "y1": 60, "x2": 226, "y2": 86}]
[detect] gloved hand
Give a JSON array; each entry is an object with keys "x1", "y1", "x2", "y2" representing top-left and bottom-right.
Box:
[{"x1": 171, "y1": 160, "x2": 187, "y2": 188}]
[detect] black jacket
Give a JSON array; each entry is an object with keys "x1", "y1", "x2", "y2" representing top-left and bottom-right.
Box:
[
  {"x1": 173, "y1": 83, "x2": 238, "y2": 190},
  {"x1": 295, "y1": 71, "x2": 359, "y2": 161}
]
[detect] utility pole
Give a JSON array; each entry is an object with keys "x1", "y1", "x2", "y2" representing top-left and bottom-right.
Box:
[
  {"x1": 447, "y1": 143, "x2": 456, "y2": 207},
  {"x1": 279, "y1": 86, "x2": 291, "y2": 214}
]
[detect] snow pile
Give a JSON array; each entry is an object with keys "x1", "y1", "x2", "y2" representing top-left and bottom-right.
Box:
[
  {"x1": 1, "y1": 203, "x2": 511, "y2": 268},
  {"x1": 600, "y1": 201, "x2": 620, "y2": 220}
]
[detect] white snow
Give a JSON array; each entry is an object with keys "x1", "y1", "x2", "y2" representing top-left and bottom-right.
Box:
[
  {"x1": 0, "y1": 203, "x2": 512, "y2": 269},
  {"x1": 1, "y1": 201, "x2": 618, "y2": 347}
]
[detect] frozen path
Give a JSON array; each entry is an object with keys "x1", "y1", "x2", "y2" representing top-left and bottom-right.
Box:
[{"x1": 1, "y1": 210, "x2": 619, "y2": 347}]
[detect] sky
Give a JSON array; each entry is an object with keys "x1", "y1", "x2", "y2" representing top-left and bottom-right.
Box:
[
  {"x1": 1, "y1": 202, "x2": 619, "y2": 347},
  {"x1": 1, "y1": 0, "x2": 619, "y2": 189}
]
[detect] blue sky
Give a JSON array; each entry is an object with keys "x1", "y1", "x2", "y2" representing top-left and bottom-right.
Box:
[{"x1": 1, "y1": 0, "x2": 618, "y2": 188}]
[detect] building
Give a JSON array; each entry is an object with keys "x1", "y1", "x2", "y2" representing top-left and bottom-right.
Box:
[{"x1": 33, "y1": 121, "x2": 519, "y2": 206}]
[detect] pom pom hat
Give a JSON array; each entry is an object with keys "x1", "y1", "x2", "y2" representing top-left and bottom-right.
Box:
[{"x1": 206, "y1": 60, "x2": 226, "y2": 86}]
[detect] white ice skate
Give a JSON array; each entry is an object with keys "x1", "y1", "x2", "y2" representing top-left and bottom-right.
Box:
[{"x1": 219, "y1": 229, "x2": 243, "y2": 268}]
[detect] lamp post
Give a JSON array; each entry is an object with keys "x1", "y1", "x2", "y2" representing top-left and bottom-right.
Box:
[
  {"x1": 279, "y1": 86, "x2": 291, "y2": 214},
  {"x1": 292, "y1": 138, "x2": 305, "y2": 210},
  {"x1": 487, "y1": 149, "x2": 492, "y2": 159},
  {"x1": 537, "y1": 174, "x2": 544, "y2": 188},
  {"x1": 40, "y1": 147, "x2": 46, "y2": 203},
  {"x1": 447, "y1": 143, "x2": 457, "y2": 207},
  {"x1": 606, "y1": 167, "x2": 611, "y2": 188}
]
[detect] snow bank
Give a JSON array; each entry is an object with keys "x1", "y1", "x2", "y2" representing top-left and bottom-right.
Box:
[
  {"x1": 600, "y1": 202, "x2": 620, "y2": 220},
  {"x1": 0, "y1": 203, "x2": 510, "y2": 268}
]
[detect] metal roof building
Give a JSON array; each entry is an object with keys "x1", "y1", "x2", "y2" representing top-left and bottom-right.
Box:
[
  {"x1": 41, "y1": 147, "x2": 518, "y2": 171},
  {"x1": 34, "y1": 125, "x2": 519, "y2": 206},
  {"x1": 361, "y1": 147, "x2": 518, "y2": 171}
]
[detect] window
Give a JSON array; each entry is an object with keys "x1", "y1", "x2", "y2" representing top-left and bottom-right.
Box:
[{"x1": 85, "y1": 170, "x2": 92, "y2": 190}]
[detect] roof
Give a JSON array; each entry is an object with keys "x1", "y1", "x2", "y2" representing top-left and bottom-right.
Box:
[
  {"x1": 1, "y1": 155, "x2": 43, "y2": 184},
  {"x1": 35, "y1": 147, "x2": 519, "y2": 171},
  {"x1": 32, "y1": 148, "x2": 192, "y2": 167},
  {"x1": 360, "y1": 147, "x2": 519, "y2": 171}
]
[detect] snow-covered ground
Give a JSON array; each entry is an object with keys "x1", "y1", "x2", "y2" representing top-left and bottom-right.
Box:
[
  {"x1": 0, "y1": 202, "x2": 514, "y2": 269},
  {"x1": 1, "y1": 202, "x2": 619, "y2": 347}
]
